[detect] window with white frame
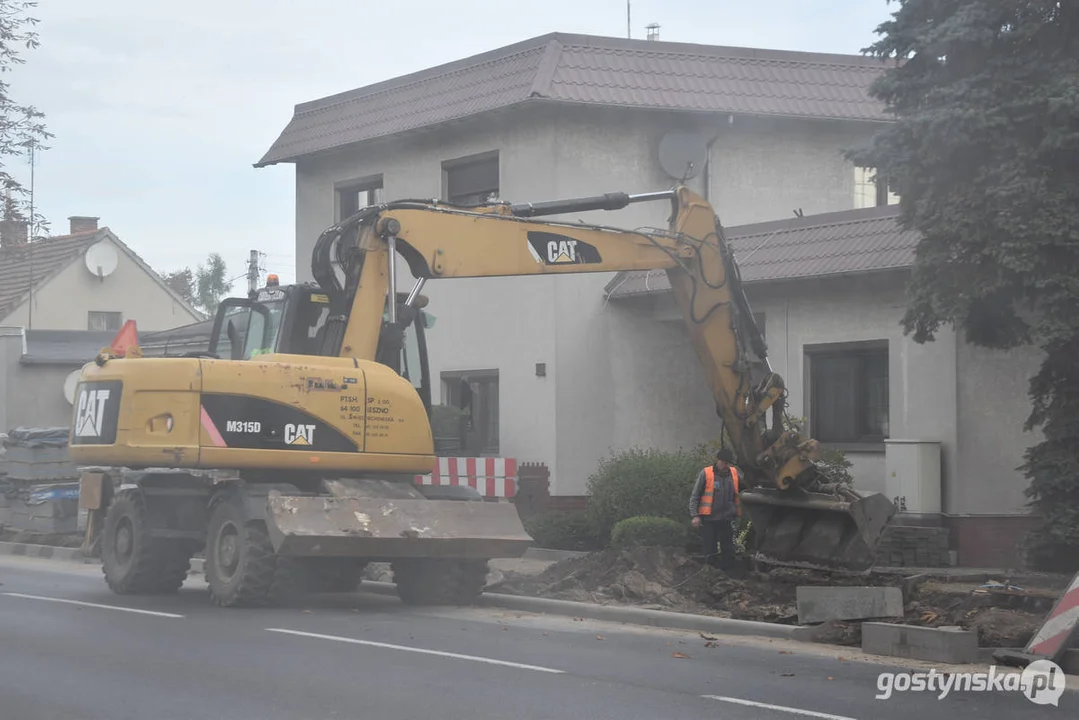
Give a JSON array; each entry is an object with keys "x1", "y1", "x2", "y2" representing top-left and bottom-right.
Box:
[
  {"x1": 853, "y1": 166, "x2": 899, "y2": 209},
  {"x1": 88, "y1": 311, "x2": 123, "y2": 332},
  {"x1": 336, "y1": 175, "x2": 384, "y2": 222}
]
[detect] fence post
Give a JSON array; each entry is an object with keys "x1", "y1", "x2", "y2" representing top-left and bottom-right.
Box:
[{"x1": 513, "y1": 462, "x2": 550, "y2": 519}]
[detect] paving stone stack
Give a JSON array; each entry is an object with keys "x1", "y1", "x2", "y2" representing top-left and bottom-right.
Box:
[
  {"x1": 0, "y1": 427, "x2": 82, "y2": 535},
  {"x1": 874, "y1": 524, "x2": 952, "y2": 568}
]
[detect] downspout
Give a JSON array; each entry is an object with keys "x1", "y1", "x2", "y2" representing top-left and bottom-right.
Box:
[{"x1": 703, "y1": 115, "x2": 733, "y2": 204}]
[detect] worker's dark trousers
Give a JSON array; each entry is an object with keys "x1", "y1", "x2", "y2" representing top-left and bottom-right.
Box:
[{"x1": 700, "y1": 518, "x2": 736, "y2": 571}]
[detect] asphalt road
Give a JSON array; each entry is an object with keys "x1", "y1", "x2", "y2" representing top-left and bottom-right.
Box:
[{"x1": 0, "y1": 555, "x2": 1071, "y2": 720}]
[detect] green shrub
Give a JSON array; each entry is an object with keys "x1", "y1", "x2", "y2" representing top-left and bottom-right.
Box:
[
  {"x1": 523, "y1": 511, "x2": 602, "y2": 551},
  {"x1": 586, "y1": 446, "x2": 713, "y2": 545},
  {"x1": 610, "y1": 516, "x2": 689, "y2": 548}
]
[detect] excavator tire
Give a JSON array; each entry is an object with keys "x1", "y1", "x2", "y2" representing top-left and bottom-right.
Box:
[
  {"x1": 101, "y1": 488, "x2": 191, "y2": 595},
  {"x1": 203, "y1": 493, "x2": 303, "y2": 608},
  {"x1": 391, "y1": 558, "x2": 490, "y2": 606}
]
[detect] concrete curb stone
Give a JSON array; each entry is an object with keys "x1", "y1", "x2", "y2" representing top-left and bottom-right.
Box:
[
  {"x1": 0, "y1": 540, "x2": 93, "y2": 563},
  {"x1": 358, "y1": 580, "x2": 804, "y2": 640}
]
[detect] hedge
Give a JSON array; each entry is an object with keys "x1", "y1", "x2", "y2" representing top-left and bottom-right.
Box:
[{"x1": 610, "y1": 516, "x2": 689, "y2": 548}]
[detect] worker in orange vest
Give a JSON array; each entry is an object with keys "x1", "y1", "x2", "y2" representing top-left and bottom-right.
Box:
[{"x1": 688, "y1": 447, "x2": 742, "y2": 572}]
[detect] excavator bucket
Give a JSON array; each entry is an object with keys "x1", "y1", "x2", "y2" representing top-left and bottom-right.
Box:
[
  {"x1": 262, "y1": 492, "x2": 535, "y2": 560},
  {"x1": 739, "y1": 486, "x2": 896, "y2": 573}
]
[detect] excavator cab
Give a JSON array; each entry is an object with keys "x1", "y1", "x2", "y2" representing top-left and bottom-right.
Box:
[{"x1": 204, "y1": 279, "x2": 435, "y2": 415}]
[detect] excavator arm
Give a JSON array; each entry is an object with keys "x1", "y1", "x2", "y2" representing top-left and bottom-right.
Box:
[{"x1": 311, "y1": 185, "x2": 896, "y2": 572}]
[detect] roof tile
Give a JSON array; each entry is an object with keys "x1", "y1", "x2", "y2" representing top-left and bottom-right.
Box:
[
  {"x1": 605, "y1": 204, "x2": 919, "y2": 297},
  {"x1": 257, "y1": 32, "x2": 893, "y2": 166}
]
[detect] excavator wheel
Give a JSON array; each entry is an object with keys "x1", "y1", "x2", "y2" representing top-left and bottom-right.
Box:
[
  {"x1": 203, "y1": 492, "x2": 303, "y2": 607},
  {"x1": 391, "y1": 558, "x2": 490, "y2": 606},
  {"x1": 101, "y1": 488, "x2": 192, "y2": 595}
]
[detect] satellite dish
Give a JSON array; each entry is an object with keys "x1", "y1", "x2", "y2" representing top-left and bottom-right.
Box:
[
  {"x1": 85, "y1": 240, "x2": 119, "y2": 279},
  {"x1": 658, "y1": 132, "x2": 709, "y2": 181},
  {"x1": 63, "y1": 368, "x2": 84, "y2": 405}
]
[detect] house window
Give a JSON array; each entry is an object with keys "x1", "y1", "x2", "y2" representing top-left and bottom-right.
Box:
[
  {"x1": 853, "y1": 166, "x2": 899, "y2": 209},
  {"x1": 441, "y1": 369, "x2": 499, "y2": 455},
  {"x1": 88, "y1": 311, "x2": 123, "y2": 332},
  {"x1": 807, "y1": 342, "x2": 889, "y2": 444},
  {"x1": 443, "y1": 151, "x2": 499, "y2": 205},
  {"x1": 336, "y1": 175, "x2": 383, "y2": 222}
]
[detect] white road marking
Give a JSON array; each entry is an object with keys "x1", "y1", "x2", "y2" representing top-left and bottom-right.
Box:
[
  {"x1": 2, "y1": 592, "x2": 184, "y2": 618},
  {"x1": 702, "y1": 695, "x2": 858, "y2": 720},
  {"x1": 266, "y1": 627, "x2": 565, "y2": 674}
]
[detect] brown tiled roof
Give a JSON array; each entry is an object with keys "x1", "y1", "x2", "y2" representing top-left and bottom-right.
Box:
[
  {"x1": 0, "y1": 229, "x2": 204, "y2": 324},
  {"x1": 0, "y1": 230, "x2": 105, "y2": 319},
  {"x1": 256, "y1": 32, "x2": 894, "y2": 167},
  {"x1": 605, "y1": 204, "x2": 919, "y2": 297}
]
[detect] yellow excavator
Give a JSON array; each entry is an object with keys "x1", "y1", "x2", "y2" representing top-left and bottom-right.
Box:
[{"x1": 69, "y1": 185, "x2": 895, "y2": 607}]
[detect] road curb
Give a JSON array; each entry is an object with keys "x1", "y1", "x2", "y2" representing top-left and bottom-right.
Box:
[
  {"x1": 359, "y1": 580, "x2": 804, "y2": 640},
  {"x1": 0, "y1": 540, "x2": 93, "y2": 563}
]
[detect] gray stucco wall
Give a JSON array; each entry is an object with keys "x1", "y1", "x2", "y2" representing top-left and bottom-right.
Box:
[
  {"x1": 291, "y1": 103, "x2": 884, "y2": 494},
  {"x1": 708, "y1": 114, "x2": 876, "y2": 226},
  {"x1": 0, "y1": 331, "x2": 79, "y2": 432},
  {"x1": 954, "y1": 338, "x2": 1042, "y2": 515}
]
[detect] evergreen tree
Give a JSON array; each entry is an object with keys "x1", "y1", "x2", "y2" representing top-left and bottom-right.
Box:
[{"x1": 851, "y1": 0, "x2": 1079, "y2": 570}]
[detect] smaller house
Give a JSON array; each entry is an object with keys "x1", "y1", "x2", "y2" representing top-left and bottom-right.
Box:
[
  {"x1": 0, "y1": 216, "x2": 203, "y2": 430},
  {"x1": 0, "y1": 215, "x2": 202, "y2": 332}
]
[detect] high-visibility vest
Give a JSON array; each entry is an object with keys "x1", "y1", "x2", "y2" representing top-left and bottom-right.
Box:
[{"x1": 699, "y1": 465, "x2": 741, "y2": 518}]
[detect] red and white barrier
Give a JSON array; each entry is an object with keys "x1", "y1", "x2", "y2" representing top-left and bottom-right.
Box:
[
  {"x1": 1023, "y1": 570, "x2": 1079, "y2": 663},
  {"x1": 414, "y1": 457, "x2": 518, "y2": 498}
]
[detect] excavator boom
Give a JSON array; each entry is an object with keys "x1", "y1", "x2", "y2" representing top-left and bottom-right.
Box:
[{"x1": 308, "y1": 185, "x2": 896, "y2": 572}]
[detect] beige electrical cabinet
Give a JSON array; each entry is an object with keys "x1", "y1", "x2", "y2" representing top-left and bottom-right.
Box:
[{"x1": 884, "y1": 439, "x2": 942, "y2": 516}]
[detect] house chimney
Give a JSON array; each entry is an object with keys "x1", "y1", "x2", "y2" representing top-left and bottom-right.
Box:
[
  {"x1": 0, "y1": 218, "x2": 28, "y2": 248},
  {"x1": 69, "y1": 216, "x2": 99, "y2": 234},
  {"x1": 646, "y1": 23, "x2": 660, "y2": 41}
]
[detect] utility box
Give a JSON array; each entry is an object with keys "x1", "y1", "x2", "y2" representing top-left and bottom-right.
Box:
[{"x1": 884, "y1": 440, "x2": 942, "y2": 516}]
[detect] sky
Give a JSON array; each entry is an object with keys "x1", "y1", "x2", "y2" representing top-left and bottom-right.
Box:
[{"x1": 10, "y1": 0, "x2": 895, "y2": 288}]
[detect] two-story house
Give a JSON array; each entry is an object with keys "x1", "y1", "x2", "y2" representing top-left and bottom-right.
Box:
[
  {"x1": 0, "y1": 215, "x2": 203, "y2": 429},
  {"x1": 255, "y1": 32, "x2": 1043, "y2": 567}
]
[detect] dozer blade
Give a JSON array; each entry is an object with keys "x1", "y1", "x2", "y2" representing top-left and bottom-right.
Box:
[
  {"x1": 263, "y1": 493, "x2": 535, "y2": 560},
  {"x1": 739, "y1": 487, "x2": 896, "y2": 574}
]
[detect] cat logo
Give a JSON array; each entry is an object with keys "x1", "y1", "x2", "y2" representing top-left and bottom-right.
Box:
[
  {"x1": 284, "y1": 423, "x2": 316, "y2": 446},
  {"x1": 74, "y1": 388, "x2": 111, "y2": 438},
  {"x1": 526, "y1": 231, "x2": 602, "y2": 266}
]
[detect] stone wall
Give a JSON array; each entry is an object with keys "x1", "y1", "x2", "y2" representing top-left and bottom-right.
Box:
[{"x1": 875, "y1": 525, "x2": 952, "y2": 568}]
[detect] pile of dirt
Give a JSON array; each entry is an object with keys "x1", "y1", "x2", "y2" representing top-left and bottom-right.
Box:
[
  {"x1": 492, "y1": 546, "x2": 905, "y2": 624},
  {"x1": 491, "y1": 546, "x2": 1059, "y2": 647},
  {"x1": 899, "y1": 578, "x2": 1059, "y2": 648}
]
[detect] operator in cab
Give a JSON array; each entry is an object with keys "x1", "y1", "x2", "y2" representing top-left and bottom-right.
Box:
[{"x1": 688, "y1": 448, "x2": 742, "y2": 574}]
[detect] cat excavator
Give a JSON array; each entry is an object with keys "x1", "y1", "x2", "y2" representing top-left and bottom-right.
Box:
[{"x1": 69, "y1": 185, "x2": 895, "y2": 608}]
